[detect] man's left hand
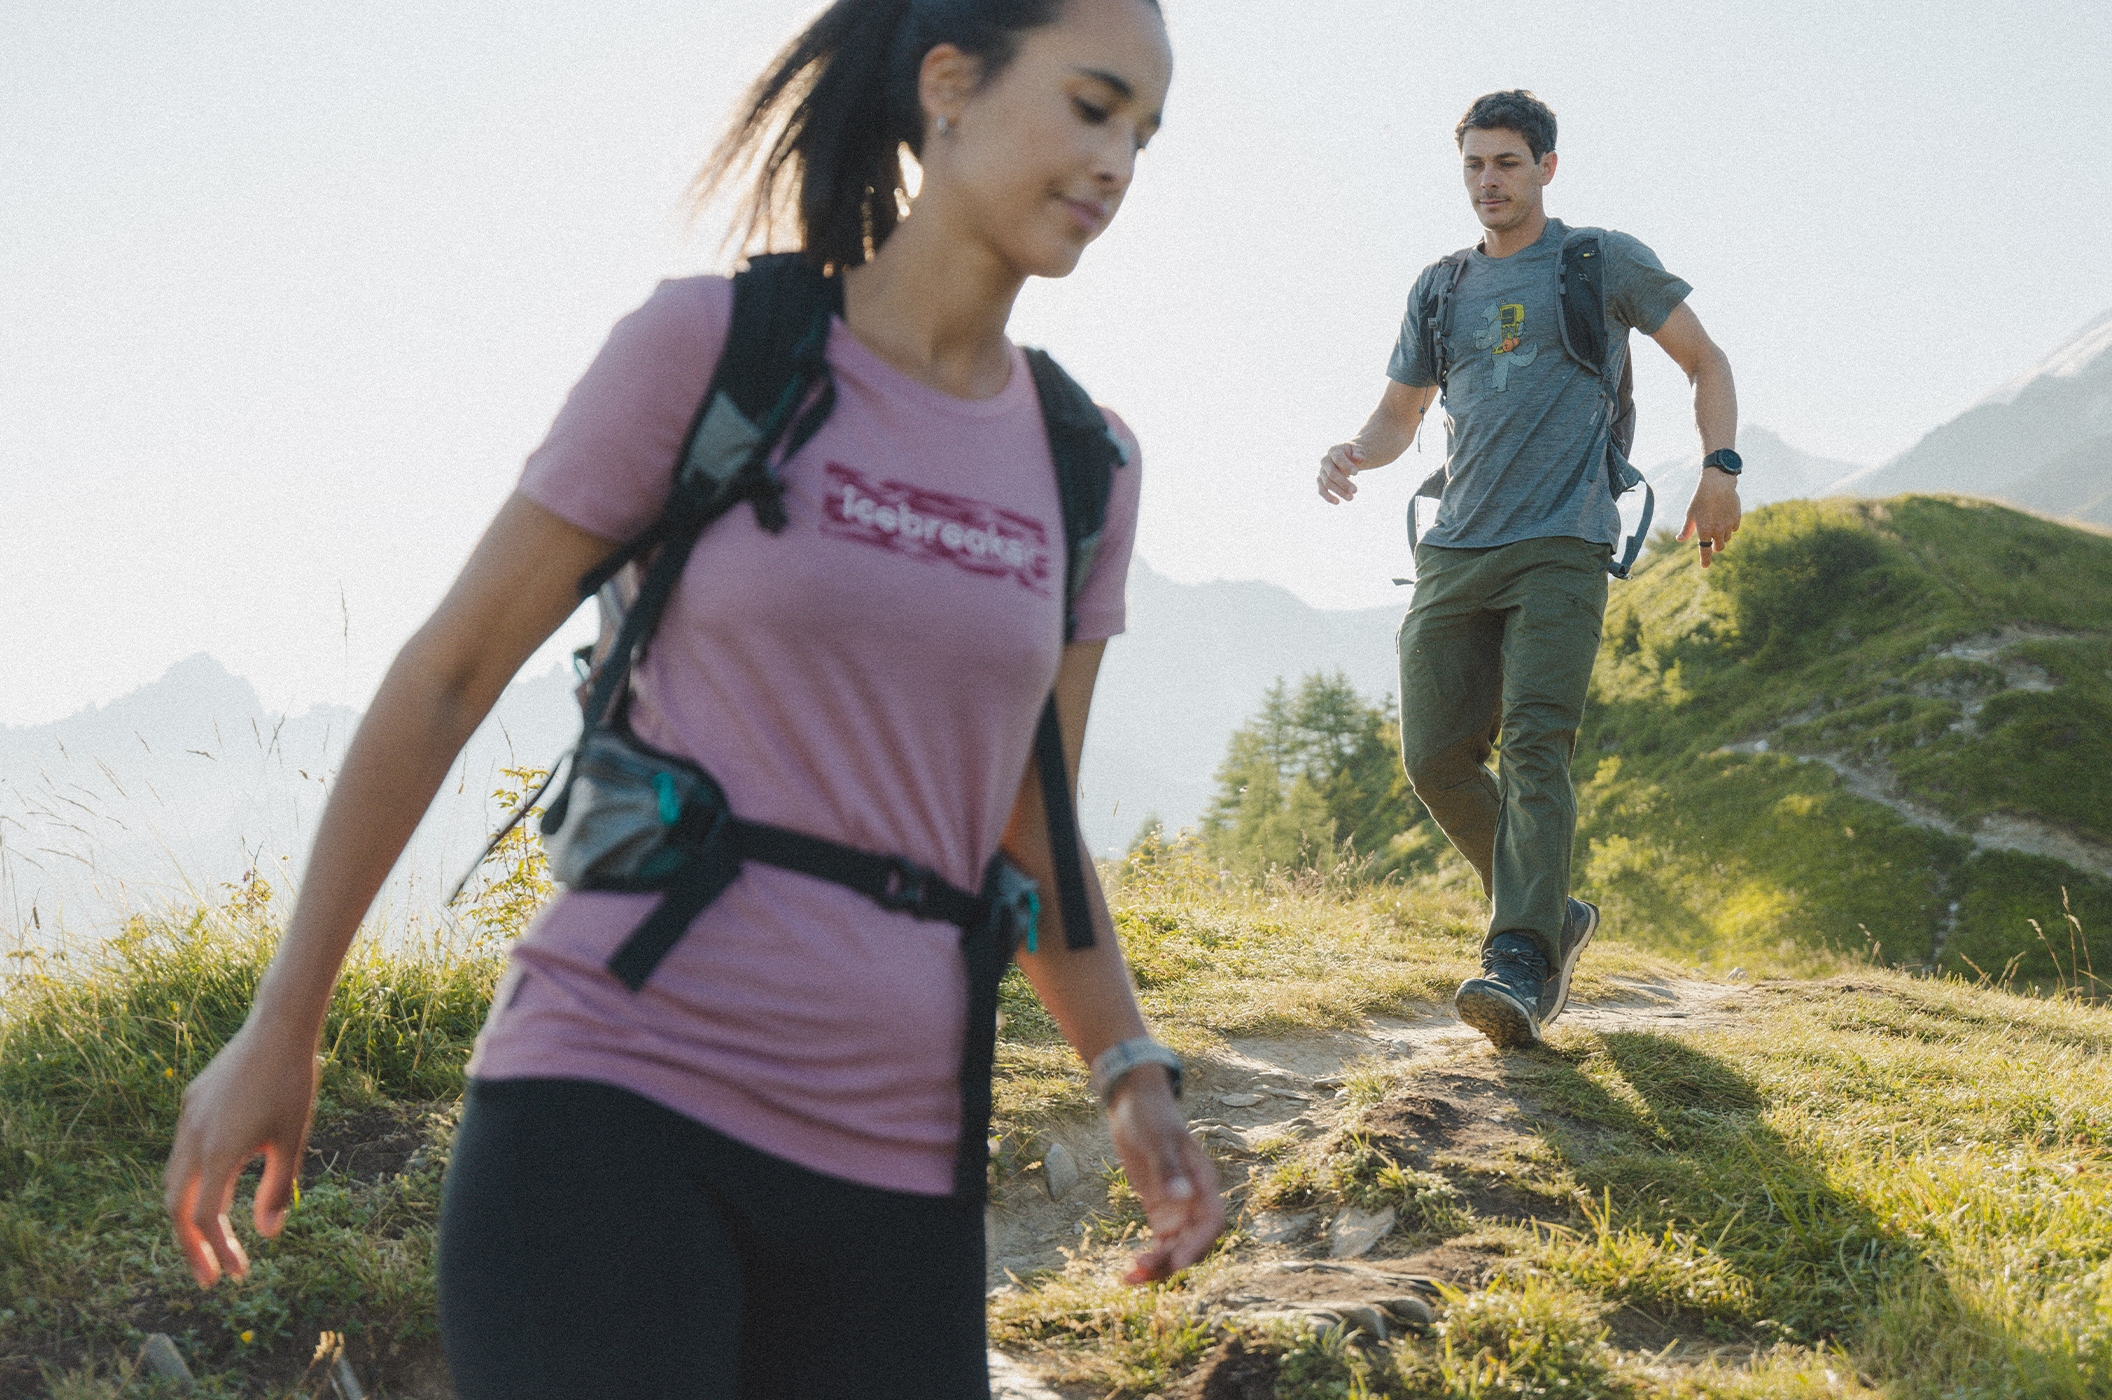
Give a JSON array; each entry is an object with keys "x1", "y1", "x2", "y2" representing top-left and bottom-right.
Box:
[{"x1": 1678, "y1": 468, "x2": 1743, "y2": 569}]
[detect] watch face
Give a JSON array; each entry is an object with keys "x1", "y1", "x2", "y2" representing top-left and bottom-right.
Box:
[{"x1": 1707, "y1": 450, "x2": 1743, "y2": 475}]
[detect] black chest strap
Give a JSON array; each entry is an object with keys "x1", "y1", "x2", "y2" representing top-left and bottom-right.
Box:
[
  {"x1": 602, "y1": 814, "x2": 1014, "y2": 1200},
  {"x1": 606, "y1": 819, "x2": 991, "y2": 994}
]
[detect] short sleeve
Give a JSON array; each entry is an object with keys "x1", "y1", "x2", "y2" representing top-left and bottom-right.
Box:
[
  {"x1": 1066, "y1": 408, "x2": 1144, "y2": 643},
  {"x1": 518, "y1": 277, "x2": 736, "y2": 543},
  {"x1": 1599, "y1": 231, "x2": 1692, "y2": 335},
  {"x1": 1385, "y1": 263, "x2": 1443, "y2": 387}
]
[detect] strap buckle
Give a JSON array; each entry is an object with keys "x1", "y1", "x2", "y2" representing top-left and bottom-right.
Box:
[{"x1": 877, "y1": 857, "x2": 936, "y2": 915}]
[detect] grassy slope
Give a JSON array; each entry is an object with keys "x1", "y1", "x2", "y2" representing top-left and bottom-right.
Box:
[
  {"x1": 12, "y1": 861, "x2": 2112, "y2": 1397},
  {"x1": 999, "y1": 857, "x2": 2112, "y2": 1400},
  {"x1": 1576, "y1": 494, "x2": 2112, "y2": 977},
  {"x1": 0, "y1": 887, "x2": 498, "y2": 1399},
  {"x1": 10, "y1": 499, "x2": 2112, "y2": 1393}
]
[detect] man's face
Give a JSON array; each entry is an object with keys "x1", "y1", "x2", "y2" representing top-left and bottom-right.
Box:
[{"x1": 1460, "y1": 127, "x2": 1556, "y2": 234}]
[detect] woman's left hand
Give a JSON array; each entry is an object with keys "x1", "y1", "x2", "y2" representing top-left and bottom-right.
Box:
[{"x1": 1105, "y1": 1067, "x2": 1224, "y2": 1283}]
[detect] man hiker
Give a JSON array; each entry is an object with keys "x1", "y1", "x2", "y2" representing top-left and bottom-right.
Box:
[{"x1": 1317, "y1": 89, "x2": 1741, "y2": 1048}]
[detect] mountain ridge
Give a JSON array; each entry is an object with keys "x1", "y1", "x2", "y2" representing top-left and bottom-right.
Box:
[
  {"x1": 2, "y1": 561, "x2": 1405, "y2": 938},
  {"x1": 0, "y1": 655, "x2": 578, "y2": 940},
  {"x1": 1647, "y1": 423, "x2": 1861, "y2": 512},
  {"x1": 1827, "y1": 305, "x2": 2112, "y2": 519},
  {"x1": 1977, "y1": 305, "x2": 2112, "y2": 409}
]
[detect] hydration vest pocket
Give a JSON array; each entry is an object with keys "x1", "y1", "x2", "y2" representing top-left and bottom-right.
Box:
[{"x1": 543, "y1": 726, "x2": 737, "y2": 895}]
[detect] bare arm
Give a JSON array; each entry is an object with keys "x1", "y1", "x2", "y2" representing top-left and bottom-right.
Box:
[
  {"x1": 1003, "y1": 639, "x2": 1224, "y2": 1282},
  {"x1": 1318, "y1": 379, "x2": 1439, "y2": 504},
  {"x1": 165, "y1": 491, "x2": 612, "y2": 1286},
  {"x1": 1651, "y1": 302, "x2": 1742, "y2": 566}
]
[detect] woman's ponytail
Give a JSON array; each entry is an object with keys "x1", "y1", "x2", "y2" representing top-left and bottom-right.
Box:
[{"x1": 697, "y1": 0, "x2": 1077, "y2": 270}]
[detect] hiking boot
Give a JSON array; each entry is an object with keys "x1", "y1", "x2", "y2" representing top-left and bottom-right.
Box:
[
  {"x1": 1454, "y1": 933, "x2": 1549, "y2": 1048},
  {"x1": 1539, "y1": 897, "x2": 1600, "y2": 1028}
]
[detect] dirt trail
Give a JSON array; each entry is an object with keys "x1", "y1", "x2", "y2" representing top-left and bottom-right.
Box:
[
  {"x1": 986, "y1": 977, "x2": 1752, "y2": 1397},
  {"x1": 1731, "y1": 742, "x2": 2112, "y2": 882},
  {"x1": 1715, "y1": 624, "x2": 2112, "y2": 884}
]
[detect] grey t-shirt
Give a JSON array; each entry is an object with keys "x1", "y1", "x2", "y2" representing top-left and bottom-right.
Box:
[{"x1": 1387, "y1": 219, "x2": 1691, "y2": 550}]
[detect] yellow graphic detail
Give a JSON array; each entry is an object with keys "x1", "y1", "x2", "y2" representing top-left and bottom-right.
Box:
[
  {"x1": 1471, "y1": 301, "x2": 1538, "y2": 392},
  {"x1": 1496, "y1": 303, "x2": 1526, "y2": 354}
]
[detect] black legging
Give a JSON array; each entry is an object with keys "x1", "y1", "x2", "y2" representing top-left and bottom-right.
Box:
[{"x1": 438, "y1": 1078, "x2": 990, "y2": 1400}]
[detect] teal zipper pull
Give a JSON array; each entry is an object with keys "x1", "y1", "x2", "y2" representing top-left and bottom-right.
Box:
[{"x1": 652, "y1": 772, "x2": 681, "y2": 824}]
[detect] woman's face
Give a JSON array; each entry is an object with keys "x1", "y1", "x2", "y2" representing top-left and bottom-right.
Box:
[{"x1": 922, "y1": 0, "x2": 1172, "y2": 280}]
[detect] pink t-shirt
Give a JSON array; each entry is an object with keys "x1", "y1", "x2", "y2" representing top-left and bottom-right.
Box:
[{"x1": 468, "y1": 276, "x2": 1141, "y2": 1195}]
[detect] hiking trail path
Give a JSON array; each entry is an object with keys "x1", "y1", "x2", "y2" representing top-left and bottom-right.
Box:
[{"x1": 986, "y1": 974, "x2": 1752, "y2": 1399}]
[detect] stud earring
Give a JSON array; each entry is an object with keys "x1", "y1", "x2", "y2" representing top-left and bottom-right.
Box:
[{"x1": 935, "y1": 114, "x2": 951, "y2": 136}]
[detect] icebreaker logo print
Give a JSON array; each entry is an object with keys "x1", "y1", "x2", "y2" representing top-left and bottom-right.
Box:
[{"x1": 823, "y1": 463, "x2": 1053, "y2": 595}]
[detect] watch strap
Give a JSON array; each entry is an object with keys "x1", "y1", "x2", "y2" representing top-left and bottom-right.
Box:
[{"x1": 1089, "y1": 1037, "x2": 1184, "y2": 1108}]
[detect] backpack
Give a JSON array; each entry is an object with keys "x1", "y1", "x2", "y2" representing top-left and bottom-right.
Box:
[
  {"x1": 1405, "y1": 227, "x2": 1656, "y2": 579},
  {"x1": 461, "y1": 253, "x2": 1127, "y2": 1198}
]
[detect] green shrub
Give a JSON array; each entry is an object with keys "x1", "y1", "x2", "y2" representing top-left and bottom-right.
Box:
[{"x1": 1709, "y1": 501, "x2": 1893, "y2": 658}]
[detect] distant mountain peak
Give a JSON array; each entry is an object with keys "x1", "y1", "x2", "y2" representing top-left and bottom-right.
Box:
[
  {"x1": 1647, "y1": 423, "x2": 1863, "y2": 509},
  {"x1": 159, "y1": 651, "x2": 238, "y2": 686},
  {"x1": 1834, "y1": 303, "x2": 2112, "y2": 508},
  {"x1": 1977, "y1": 306, "x2": 2112, "y2": 408},
  {"x1": 131, "y1": 653, "x2": 261, "y2": 714}
]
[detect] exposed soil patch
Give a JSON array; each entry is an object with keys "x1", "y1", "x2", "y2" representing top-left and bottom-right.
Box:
[
  {"x1": 302, "y1": 1101, "x2": 446, "y2": 1186},
  {"x1": 1386, "y1": 1239, "x2": 1509, "y2": 1290},
  {"x1": 1172, "y1": 1337, "x2": 1279, "y2": 1399},
  {"x1": 1196, "y1": 1259, "x2": 1443, "y2": 1314},
  {"x1": 1360, "y1": 1092, "x2": 1467, "y2": 1150},
  {"x1": 1600, "y1": 1299, "x2": 1780, "y2": 1363},
  {"x1": 349, "y1": 1336, "x2": 453, "y2": 1400}
]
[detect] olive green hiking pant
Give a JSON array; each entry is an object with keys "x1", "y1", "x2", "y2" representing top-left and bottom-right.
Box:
[{"x1": 1396, "y1": 535, "x2": 1610, "y2": 967}]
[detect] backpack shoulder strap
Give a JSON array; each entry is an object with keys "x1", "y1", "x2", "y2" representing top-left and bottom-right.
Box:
[
  {"x1": 1556, "y1": 229, "x2": 1655, "y2": 579},
  {"x1": 571, "y1": 257, "x2": 841, "y2": 731},
  {"x1": 1556, "y1": 228, "x2": 1611, "y2": 374},
  {"x1": 583, "y1": 256, "x2": 843, "y2": 598},
  {"x1": 1558, "y1": 229, "x2": 1636, "y2": 455},
  {"x1": 1021, "y1": 347, "x2": 1128, "y2": 954},
  {"x1": 1023, "y1": 347, "x2": 1128, "y2": 642},
  {"x1": 1418, "y1": 248, "x2": 1476, "y2": 393},
  {"x1": 710, "y1": 254, "x2": 845, "y2": 429},
  {"x1": 455, "y1": 260, "x2": 844, "y2": 897}
]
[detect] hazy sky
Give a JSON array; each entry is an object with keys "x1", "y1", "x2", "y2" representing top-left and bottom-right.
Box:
[{"x1": 5, "y1": 0, "x2": 2109, "y2": 728}]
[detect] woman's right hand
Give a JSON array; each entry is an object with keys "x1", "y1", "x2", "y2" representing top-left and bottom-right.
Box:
[{"x1": 163, "y1": 1013, "x2": 323, "y2": 1286}]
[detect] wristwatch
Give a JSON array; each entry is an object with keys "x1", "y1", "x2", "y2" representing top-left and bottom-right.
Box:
[
  {"x1": 1089, "y1": 1037, "x2": 1184, "y2": 1108},
  {"x1": 1702, "y1": 448, "x2": 1743, "y2": 477}
]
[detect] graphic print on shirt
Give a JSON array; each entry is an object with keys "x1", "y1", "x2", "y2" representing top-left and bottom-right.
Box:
[
  {"x1": 1473, "y1": 302, "x2": 1538, "y2": 391},
  {"x1": 823, "y1": 463, "x2": 1054, "y2": 595}
]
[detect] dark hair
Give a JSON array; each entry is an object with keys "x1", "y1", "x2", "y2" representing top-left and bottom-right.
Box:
[
  {"x1": 1454, "y1": 90, "x2": 1557, "y2": 162},
  {"x1": 699, "y1": 0, "x2": 1132, "y2": 270}
]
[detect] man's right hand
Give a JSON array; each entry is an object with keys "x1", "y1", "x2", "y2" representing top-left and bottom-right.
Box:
[
  {"x1": 1318, "y1": 442, "x2": 1365, "y2": 503},
  {"x1": 1318, "y1": 382, "x2": 1435, "y2": 504}
]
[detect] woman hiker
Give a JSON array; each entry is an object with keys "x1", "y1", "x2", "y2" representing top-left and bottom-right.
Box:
[{"x1": 161, "y1": 2, "x2": 1220, "y2": 1395}]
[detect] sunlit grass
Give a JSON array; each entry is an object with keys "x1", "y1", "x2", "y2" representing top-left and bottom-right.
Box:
[
  {"x1": 15, "y1": 823, "x2": 2112, "y2": 1395},
  {"x1": 992, "y1": 873, "x2": 2112, "y2": 1398},
  {"x1": 1581, "y1": 496, "x2": 2112, "y2": 980},
  {"x1": 1098, "y1": 837, "x2": 1686, "y2": 1049}
]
